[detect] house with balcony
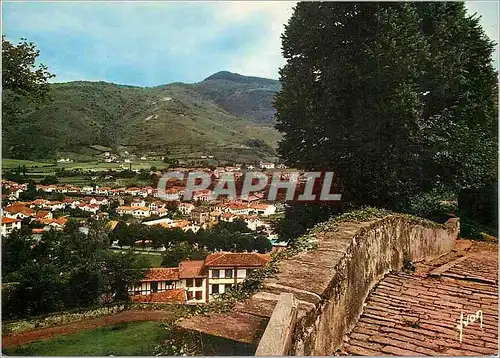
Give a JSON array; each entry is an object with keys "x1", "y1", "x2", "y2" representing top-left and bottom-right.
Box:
[
  {"x1": 177, "y1": 260, "x2": 207, "y2": 304},
  {"x1": 179, "y1": 202, "x2": 195, "y2": 215},
  {"x1": 204, "y1": 252, "x2": 271, "y2": 301},
  {"x1": 127, "y1": 253, "x2": 270, "y2": 304},
  {"x1": 129, "y1": 267, "x2": 179, "y2": 296}
]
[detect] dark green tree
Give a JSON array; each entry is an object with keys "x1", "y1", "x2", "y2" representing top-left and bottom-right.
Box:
[
  {"x1": 275, "y1": 2, "x2": 497, "y2": 211},
  {"x1": 19, "y1": 180, "x2": 37, "y2": 200},
  {"x1": 413, "y1": 3, "x2": 497, "y2": 195},
  {"x1": 2, "y1": 36, "x2": 55, "y2": 101},
  {"x1": 41, "y1": 175, "x2": 59, "y2": 185},
  {"x1": 2, "y1": 37, "x2": 55, "y2": 159},
  {"x1": 104, "y1": 250, "x2": 148, "y2": 301},
  {"x1": 1, "y1": 229, "x2": 34, "y2": 281},
  {"x1": 161, "y1": 242, "x2": 209, "y2": 267}
]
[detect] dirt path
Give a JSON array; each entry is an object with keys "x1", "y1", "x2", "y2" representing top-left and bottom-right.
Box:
[{"x1": 2, "y1": 309, "x2": 176, "y2": 349}]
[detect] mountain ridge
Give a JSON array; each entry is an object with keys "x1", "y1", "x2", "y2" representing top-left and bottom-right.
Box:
[{"x1": 3, "y1": 71, "x2": 282, "y2": 162}]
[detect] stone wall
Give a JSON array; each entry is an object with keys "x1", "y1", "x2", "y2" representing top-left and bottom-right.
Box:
[{"x1": 177, "y1": 215, "x2": 459, "y2": 355}]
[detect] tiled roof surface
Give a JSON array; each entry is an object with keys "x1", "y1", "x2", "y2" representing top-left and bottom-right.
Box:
[
  {"x1": 204, "y1": 252, "x2": 271, "y2": 267},
  {"x1": 179, "y1": 260, "x2": 206, "y2": 278},
  {"x1": 3, "y1": 205, "x2": 34, "y2": 216},
  {"x1": 130, "y1": 289, "x2": 186, "y2": 303},
  {"x1": 35, "y1": 211, "x2": 51, "y2": 219},
  {"x1": 249, "y1": 203, "x2": 272, "y2": 210},
  {"x1": 341, "y1": 241, "x2": 498, "y2": 356},
  {"x1": 141, "y1": 268, "x2": 179, "y2": 282},
  {"x1": 2, "y1": 217, "x2": 21, "y2": 224}
]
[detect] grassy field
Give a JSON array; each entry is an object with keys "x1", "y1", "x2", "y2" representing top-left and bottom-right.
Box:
[
  {"x1": 3, "y1": 321, "x2": 168, "y2": 356},
  {"x1": 2, "y1": 158, "x2": 168, "y2": 186},
  {"x1": 142, "y1": 254, "x2": 163, "y2": 267},
  {"x1": 110, "y1": 250, "x2": 163, "y2": 267},
  {"x1": 2, "y1": 159, "x2": 55, "y2": 169},
  {"x1": 3, "y1": 159, "x2": 167, "y2": 171}
]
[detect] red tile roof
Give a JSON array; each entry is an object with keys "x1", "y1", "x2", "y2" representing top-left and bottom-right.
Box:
[
  {"x1": 204, "y1": 252, "x2": 271, "y2": 268},
  {"x1": 3, "y1": 205, "x2": 34, "y2": 216},
  {"x1": 35, "y1": 211, "x2": 51, "y2": 219},
  {"x1": 130, "y1": 289, "x2": 186, "y2": 304},
  {"x1": 141, "y1": 268, "x2": 179, "y2": 282},
  {"x1": 178, "y1": 260, "x2": 206, "y2": 278},
  {"x1": 250, "y1": 203, "x2": 272, "y2": 210},
  {"x1": 2, "y1": 217, "x2": 21, "y2": 224},
  {"x1": 40, "y1": 217, "x2": 68, "y2": 226}
]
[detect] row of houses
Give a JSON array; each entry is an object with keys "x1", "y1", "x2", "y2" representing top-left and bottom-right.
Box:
[
  {"x1": 1, "y1": 211, "x2": 69, "y2": 236},
  {"x1": 116, "y1": 198, "x2": 170, "y2": 218},
  {"x1": 128, "y1": 252, "x2": 270, "y2": 304}
]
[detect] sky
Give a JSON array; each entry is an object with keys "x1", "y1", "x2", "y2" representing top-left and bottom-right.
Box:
[{"x1": 2, "y1": 1, "x2": 498, "y2": 87}]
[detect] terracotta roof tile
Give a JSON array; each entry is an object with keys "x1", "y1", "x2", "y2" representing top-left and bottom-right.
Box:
[
  {"x1": 179, "y1": 260, "x2": 206, "y2": 278},
  {"x1": 141, "y1": 268, "x2": 179, "y2": 282},
  {"x1": 2, "y1": 217, "x2": 21, "y2": 224},
  {"x1": 3, "y1": 205, "x2": 34, "y2": 216},
  {"x1": 130, "y1": 289, "x2": 186, "y2": 303},
  {"x1": 204, "y1": 252, "x2": 271, "y2": 267},
  {"x1": 35, "y1": 211, "x2": 51, "y2": 219}
]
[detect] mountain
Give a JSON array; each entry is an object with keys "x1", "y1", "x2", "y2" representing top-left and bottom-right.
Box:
[
  {"x1": 2, "y1": 72, "x2": 282, "y2": 162},
  {"x1": 195, "y1": 71, "x2": 281, "y2": 124}
]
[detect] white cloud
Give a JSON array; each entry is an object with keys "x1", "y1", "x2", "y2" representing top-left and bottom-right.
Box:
[{"x1": 221, "y1": 1, "x2": 297, "y2": 79}]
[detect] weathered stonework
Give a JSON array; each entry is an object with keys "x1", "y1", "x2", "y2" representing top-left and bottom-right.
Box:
[{"x1": 177, "y1": 215, "x2": 459, "y2": 355}]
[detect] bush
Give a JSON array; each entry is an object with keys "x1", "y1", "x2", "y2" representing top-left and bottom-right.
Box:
[{"x1": 404, "y1": 191, "x2": 457, "y2": 221}]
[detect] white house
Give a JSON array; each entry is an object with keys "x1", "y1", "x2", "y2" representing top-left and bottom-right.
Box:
[
  {"x1": 3, "y1": 205, "x2": 35, "y2": 219},
  {"x1": 177, "y1": 260, "x2": 207, "y2": 304},
  {"x1": 128, "y1": 255, "x2": 269, "y2": 304},
  {"x1": 43, "y1": 201, "x2": 66, "y2": 211},
  {"x1": 2, "y1": 217, "x2": 22, "y2": 236},
  {"x1": 205, "y1": 252, "x2": 270, "y2": 301},
  {"x1": 117, "y1": 206, "x2": 150, "y2": 218},
  {"x1": 259, "y1": 161, "x2": 275, "y2": 169},
  {"x1": 82, "y1": 186, "x2": 94, "y2": 194},
  {"x1": 249, "y1": 203, "x2": 276, "y2": 216},
  {"x1": 131, "y1": 199, "x2": 146, "y2": 207},
  {"x1": 178, "y1": 203, "x2": 195, "y2": 215}
]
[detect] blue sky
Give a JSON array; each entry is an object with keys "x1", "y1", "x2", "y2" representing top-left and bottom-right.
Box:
[{"x1": 2, "y1": 1, "x2": 498, "y2": 87}]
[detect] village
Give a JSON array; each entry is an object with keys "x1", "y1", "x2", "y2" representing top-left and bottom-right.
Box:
[{"x1": 0, "y1": 162, "x2": 298, "y2": 305}]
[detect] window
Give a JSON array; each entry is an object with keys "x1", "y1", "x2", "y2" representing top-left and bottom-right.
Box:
[
  {"x1": 187, "y1": 291, "x2": 194, "y2": 300},
  {"x1": 225, "y1": 269, "x2": 233, "y2": 279},
  {"x1": 165, "y1": 280, "x2": 173, "y2": 289},
  {"x1": 186, "y1": 279, "x2": 193, "y2": 287},
  {"x1": 195, "y1": 291, "x2": 203, "y2": 300},
  {"x1": 211, "y1": 284, "x2": 219, "y2": 294},
  {"x1": 195, "y1": 278, "x2": 203, "y2": 287},
  {"x1": 212, "y1": 269, "x2": 219, "y2": 278},
  {"x1": 225, "y1": 284, "x2": 233, "y2": 292}
]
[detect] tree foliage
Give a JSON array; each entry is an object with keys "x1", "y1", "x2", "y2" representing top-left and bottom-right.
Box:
[
  {"x1": 275, "y1": 2, "x2": 497, "y2": 210},
  {"x1": 2, "y1": 221, "x2": 147, "y2": 319},
  {"x1": 2, "y1": 36, "x2": 55, "y2": 159},
  {"x1": 2, "y1": 36, "x2": 55, "y2": 102}
]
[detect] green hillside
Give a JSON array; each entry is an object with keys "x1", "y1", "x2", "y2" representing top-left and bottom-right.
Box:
[{"x1": 2, "y1": 72, "x2": 281, "y2": 162}]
